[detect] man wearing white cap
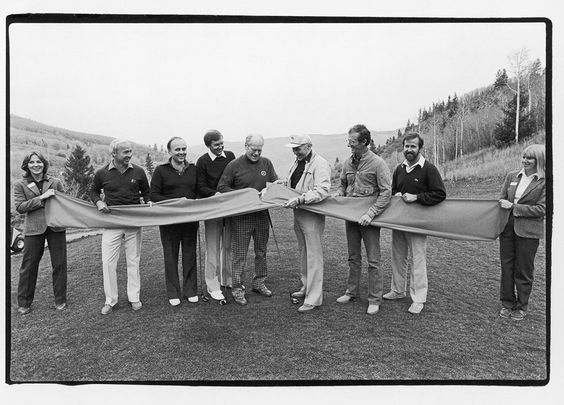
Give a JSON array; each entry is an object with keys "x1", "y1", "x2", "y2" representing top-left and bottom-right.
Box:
[{"x1": 282, "y1": 134, "x2": 331, "y2": 312}]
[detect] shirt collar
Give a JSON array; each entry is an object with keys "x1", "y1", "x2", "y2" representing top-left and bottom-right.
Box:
[
  {"x1": 297, "y1": 151, "x2": 313, "y2": 164},
  {"x1": 402, "y1": 155, "x2": 426, "y2": 169},
  {"x1": 208, "y1": 150, "x2": 227, "y2": 161},
  {"x1": 108, "y1": 159, "x2": 133, "y2": 171},
  {"x1": 517, "y1": 168, "x2": 541, "y2": 179}
]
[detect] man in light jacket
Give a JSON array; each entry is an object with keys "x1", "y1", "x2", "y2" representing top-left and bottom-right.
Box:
[{"x1": 282, "y1": 135, "x2": 332, "y2": 313}]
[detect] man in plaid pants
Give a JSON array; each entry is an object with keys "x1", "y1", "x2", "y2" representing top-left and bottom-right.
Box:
[{"x1": 217, "y1": 134, "x2": 278, "y2": 305}]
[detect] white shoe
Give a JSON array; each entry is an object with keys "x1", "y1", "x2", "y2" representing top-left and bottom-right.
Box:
[
  {"x1": 367, "y1": 304, "x2": 380, "y2": 315},
  {"x1": 336, "y1": 294, "x2": 355, "y2": 304},
  {"x1": 408, "y1": 302, "x2": 424, "y2": 314},
  {"x1": 187, "y1": 296, "x2": 199, "y2": 303},
  {"x1": 169, "y1": 298, "x2": 181, "y2": 306},
  {"x1": 209, "y1": 290, "x2": 225, "y2": 301},
  {"x1": 383, "y1": 291, "x2": 406, "y2": 300}
]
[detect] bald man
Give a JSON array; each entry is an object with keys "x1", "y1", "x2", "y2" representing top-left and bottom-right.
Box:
[{"x1": 217, "y1": 134, "x2": 278, "y2": 305}]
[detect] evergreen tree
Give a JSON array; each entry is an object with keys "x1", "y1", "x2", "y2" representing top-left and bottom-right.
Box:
[
  {"x1": 63, "y1": 144, "x2": 95, "y2": 200},
  {"x1": 145, "y1": 153, "x2": 155, "y2": 178},
  {"x1": 494, "y1": 90, "x2": 535, "y2": 148}
]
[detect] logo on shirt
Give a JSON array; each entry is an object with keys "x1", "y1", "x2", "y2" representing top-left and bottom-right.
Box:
[
  {"x1": 414, "y1": 178, "x2": 419, "y2": 182},
  {"x1": 261, "y1": 171, "x2": 266, "y2": 176},
  {"x1": 131, "y1": 179, "x2": 138, "y2": 184}
]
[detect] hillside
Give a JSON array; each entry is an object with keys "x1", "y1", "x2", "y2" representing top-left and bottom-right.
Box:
[{"x1": 9, "y1": 114, "x2": 394, "y2": 180}]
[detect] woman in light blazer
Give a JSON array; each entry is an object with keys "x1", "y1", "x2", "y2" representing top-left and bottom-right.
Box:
[
  {"x1": 13, "y1": 151, "x2": 67, "y2": 315},
  {"x1": 498, "y1": 144, "x2": 545, "y2": 321}
]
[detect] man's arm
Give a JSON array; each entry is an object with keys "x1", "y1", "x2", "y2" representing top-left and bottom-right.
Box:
[
  {"x1": 139, "y1": 168, "x2": 151, "y2": 204},
  {"x1": 88, "y1": 170, "x2": 103, "y2": 204},
  {"x1": 149, "y1": 166, "x2": 168, "y2": 202},
  {"x1": 364, "y1": 159, "x2": 392, "y2": 220},
  {"x1": 417, "y1": 164, "x2": 446, "y2": 206},
  {"x1": 302, "y1": 160, "x2": 331, "y2": 204},
  {"x1": 195, "y1": 157, "x2": 217, "y2": 198},
  {"x1": 217, "y1": 162, "x2": 236, "y2": 193}
]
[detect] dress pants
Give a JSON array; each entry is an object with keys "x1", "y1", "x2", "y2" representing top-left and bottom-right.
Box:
[
  {"x1": 231, "y1": 211, "x2": 269, "y2": 290},
  {"x1": 390, "y1": 230, "x2": 428, "y2": 303},
  {"x1": 204, "y1": 217, "x2": 232, "y2": 291},
  {"x1": 294, "y1": 209, "x2": 325, "y2": 306},
  {"x1": 344, "y1": 221, "x2": 383, "y2": 304},
  {"x1": 499, "y1": 215, "x2": 539, "y2": 311},
  {"x1": 101, "y1": 228, "x2": 143, "y2": 306},
  {"x1": 159, "y1": 222, "x2": 199, "y2": 300},
  {"x1": 18, "y1": 228, "x2": 67, "y2": 308}
]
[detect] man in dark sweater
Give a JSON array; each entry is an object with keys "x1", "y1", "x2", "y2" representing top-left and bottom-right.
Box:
[
  {"x1": 383, "y1": 132, "x2": 446, "y2": 314},
  {"x1": 151, "y1": 137, "x2": 199, "y2": 306},
  {"x1": 89, "y1": 139, "x2": 151, "y2": 315},
  {"x1": 217, "y1": 134, "x2": 278, "y2": 305},
  {"x1": 196, "y1": 130, "x2": 236, "y2": 301}
]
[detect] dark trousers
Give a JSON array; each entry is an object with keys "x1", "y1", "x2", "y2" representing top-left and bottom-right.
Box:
[
  {"x1": 159, "y1": 222, "x2": 199, "y2": 299},
  {"x1": 499, "y1": 215, "x2": 540, "y2": 311},
  {"x1": 18, "y1": 228, "x2": 67, "y2": 308}
]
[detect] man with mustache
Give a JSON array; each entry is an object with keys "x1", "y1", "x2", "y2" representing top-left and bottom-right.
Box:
[
  {"x1": 217, "y1": 134, "x2": 278, "y2": 305},
  {"x1": 383, "y1": 132, "x2": 446, "y2": 314},
  {"x1": 89, "y1": 139, "x2": 151, "y2": 315}
]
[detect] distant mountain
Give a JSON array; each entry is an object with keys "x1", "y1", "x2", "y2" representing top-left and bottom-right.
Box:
[{"x1": 9, "y1": 114, "x2": 398, "y2": 178}]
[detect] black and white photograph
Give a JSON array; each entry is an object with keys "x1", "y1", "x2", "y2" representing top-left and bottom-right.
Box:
[{"x1": 2, "y1": 1, "x2": 561, "y2": 404}]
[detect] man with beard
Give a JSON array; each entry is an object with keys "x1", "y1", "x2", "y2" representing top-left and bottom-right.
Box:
[
  {"x1": 383, "y1": 132, "x2": 446, "y2": 314},
  {"x1": 90, "y1": 139, "x2": 151, "y2": 315},
  {"x1": 282, "y1": 134, "x2": 331, "y2": 313},
  {"x1": 336, "y1": 124, "x2": 391, "y2": 315},
  {"x1": 217, "y1": 134, "x2": 278, "y2": 305},
  {"x1": 196, "y1": 130, "x2": 236, "y2": 301},
  {"x1": 151, "y1": 137, "x2": 199, "y2": 306}
]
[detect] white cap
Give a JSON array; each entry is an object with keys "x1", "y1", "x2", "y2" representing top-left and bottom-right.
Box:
[{"x1": 285, "y1": 134, "x2": 312, "y2": 148}]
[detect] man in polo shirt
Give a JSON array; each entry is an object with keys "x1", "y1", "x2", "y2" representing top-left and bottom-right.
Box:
[
  {"x1": 383, "y1": 132, "x2": 446, "y2": 314},
  {"x1": 196, "y1": 130, "x2": 236, "y2": 301},
  {"x1": 151, "y1": 137, "x2": 199, "y2": 306},
  {"x1": 282, "y1": 134, "x2": 332, "y2": 313},
  {"x1": 89, "y1": 139, "x2": 151, "y2": 315},
  {"x1": 217, "y1": 134, "x2": 278, "y2": 305}
]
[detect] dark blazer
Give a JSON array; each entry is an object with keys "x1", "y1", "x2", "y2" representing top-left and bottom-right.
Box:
[
  {"x1": 13, "y1": 175, "x2": 65, "y2": 236},
  {"x1": 499, "y1": 170, "x2": 545, "y2": 239}
]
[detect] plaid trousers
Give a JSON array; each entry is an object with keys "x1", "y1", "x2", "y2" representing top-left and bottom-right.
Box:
[{"x1": 231, "y1": 210, "x2": 270, "y2": 289}]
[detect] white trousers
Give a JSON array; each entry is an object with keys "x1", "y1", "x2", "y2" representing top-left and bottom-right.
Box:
[
  {"x1": 101, "y1": 228, "x2": 143, "y2": 306},
  {"x1": 390, "y1": 230, "x2": 428, "y2": 303},
  {"x1": 204, "y1": 218, "x2": 232, "y2": 291}
]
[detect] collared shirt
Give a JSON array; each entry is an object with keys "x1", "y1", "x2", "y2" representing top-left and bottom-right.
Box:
[
  {"x1": 150, "y1": 160, "x2": 198, "y2": 202},
  {"x1": 290, "y1": 151, "x2": 312, "y2": 189},
  {"x1": 401, "y1": 155, "x2": 426, "y2": 174},
  {"x1": 208, "y1": 150, "x2": 227, "y2": 161},
  {"x1": 108, "y1": 159, "x2": 134, "y2": 173},
  {"x1": 89, "y1": 162, "x2": 150, "y2": 206},
  {"x1": 514, "y1": 169, "x2": 539, "y2": 203}
]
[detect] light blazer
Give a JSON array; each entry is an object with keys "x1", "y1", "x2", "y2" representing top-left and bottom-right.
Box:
[
  {"x1": 286, "y1": 151, "x2": 332, "y2": 205},
  {"x1": 13, "y1": 175, "x2": 65, "y2": 236},
  {"x1": 499, "y1": 170, "x2": 545, "y2": 239}
]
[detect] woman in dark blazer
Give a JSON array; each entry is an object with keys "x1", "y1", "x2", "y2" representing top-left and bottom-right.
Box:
[
  {"x1": 13, "y1": 151, "x2": 67, "y2": 315},
  {"x1": 498, "y1": 144, "x2": 545, "y2": 321}
]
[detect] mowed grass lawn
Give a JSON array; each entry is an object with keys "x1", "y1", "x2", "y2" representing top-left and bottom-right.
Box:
[{"x1": 8, "y1": 179, "x2": 547, "y2": 382}]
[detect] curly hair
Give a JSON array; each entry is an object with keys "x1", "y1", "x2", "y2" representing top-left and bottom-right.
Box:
[{"x1": 21, "y1": 151, "x2": 49, "y2": 178}]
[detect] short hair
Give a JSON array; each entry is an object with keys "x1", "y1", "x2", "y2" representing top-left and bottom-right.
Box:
[
  {"x1": 403, "y1": 132, "x2": 424, "y2": 148},
  {"x1": 348, "y1": 124, "x2": 371, "y2": 146},
  {"x1": 523, "y1": 144, "x2": 545, "y2": 178},
  {"x1": 245, "y1": 134, "x2": 264, "y2": 146},
  {"x1": 203, "y1": 130, "x2": 223, "y2": 146},
  {"x1": 21, "y1": 151, "x2": 49, "y2": 178},
  {"x1": 109, "y1": 139, "x2": 132, "y2": 154},
  {"x1": 166, "y1": 137, "x2": 184, "y2": 151}
]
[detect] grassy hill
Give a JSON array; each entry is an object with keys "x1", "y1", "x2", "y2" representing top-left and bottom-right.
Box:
[{"x1": 9, "y1": 114, "x2": 395, "y2": 181}]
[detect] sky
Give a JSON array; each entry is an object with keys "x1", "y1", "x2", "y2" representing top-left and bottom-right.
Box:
[{"x1": 9, "y1": 21, "x2": 546, "y2": 147}]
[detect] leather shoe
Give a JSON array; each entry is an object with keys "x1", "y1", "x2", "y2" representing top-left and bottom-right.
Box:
[
  {"x1": 169, "y1": 298, "x2": 181, "y2": 306},
  {"x1": 55, "y1": 302, "x2": 67, "y2": 311},
  {"x1": 408, "y1": 302, "x2": 424, "y2": 314},
  {"x1": 291, "y1": 290, "x2": 306, "y2": 299},
  {"x1": 18, "y1": 306, "x2": 31, "y2": 315},
  {"x1": 232, "y1": 288, "x2": 247, "y2": 305},
  {"x1": 367, "y1": 304, "x2": 380, "y2": 315},
  {"x1": 383, "y1": 291, "x2": 406, "y2": 300},
  {"x1": 101, "y1": 304, "x2": 113, "y2": 315},
  {"x1": 131, "y1": 301, "x2": 143, "y2": 311},
  {"x1": 336, "y1": 294, "x2": 355, "y2": 304},
  {"x1": 298, "y1": 304, "x2": 317, "y2": 313},
  {"x1": 252, "y1": 285, "x2": 273, "y2": 297}
]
